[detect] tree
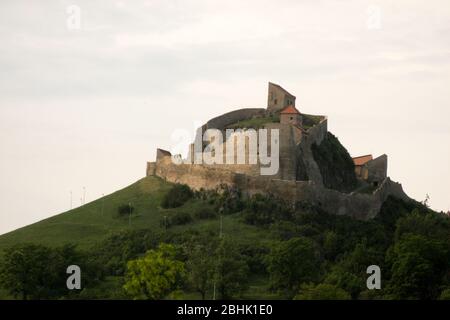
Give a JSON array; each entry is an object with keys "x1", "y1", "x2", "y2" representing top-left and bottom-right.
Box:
[
  {"x1": 395, "y1": 210, "x2": 450, "y2": 242},
  {"x1": 294, "y1": 283, "x2": 350, "y2": 300},
  {"x1": 267, "y1": 237, "x2": 320, "y2": 296},
  {"x1": 0, "y1": 243, "x2": 99, "y2": 300},
  {"x1": 0, "y1": 244, "x2": 56, "y2": 299},
  {"x1": 185, "y1": 244, "x2": 215, "y2": 300},
  {"x1": 123, "y1": 243, "x2": 185, "y2": 299},
  {"x1": 325, "y1": 242, "x2": 384, "y2": 299},
  {"x1": 439, "y1": 289, "x2": 450, "y2": 300},
  {"x1": 214, "y1": 238, "x2": 249, "y2": 299},
  {"x1": 386, "y1": 234, "x2": 449, "y2": 299},
  {"x1": 322, "y1": 230, "x2": 339, "y2": 260},
  {"x1": 91, "y1": 229, "x2": 159, "y2": 276}
]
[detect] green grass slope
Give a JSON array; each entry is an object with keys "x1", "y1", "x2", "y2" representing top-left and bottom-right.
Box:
[
  {"x1": 0, "y1": 176, "x2": 268, "y2": 252},
  {"x1": 1, "y1": 174, "x2": 447, "y2": 300},
  {"x1": 0, "y1": 177, "x2": 171, "y2": 250}
]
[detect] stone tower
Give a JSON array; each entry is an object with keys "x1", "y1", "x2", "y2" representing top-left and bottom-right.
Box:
[
  {"x1": 280, "y1": 105, "x2": 302, "y2": 127},
  {"x1": 267, "y1": 82, "x2": 296, "y2": 113}
]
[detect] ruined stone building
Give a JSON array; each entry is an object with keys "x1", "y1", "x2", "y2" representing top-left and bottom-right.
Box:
[
  {"x1": 353, "y1": 154, "x2": 388, "y2": 187},
  {"x1": 146, "y1": 83, "x2": 410, "y2": 220}
]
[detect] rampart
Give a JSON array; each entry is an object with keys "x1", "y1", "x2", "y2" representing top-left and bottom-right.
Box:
[
  {"x1": 297, "y1": 117, "x2": 328, "y2": 185},
  {"x1": 148, "y1": 153, "x2": 410, "y2": 220}
]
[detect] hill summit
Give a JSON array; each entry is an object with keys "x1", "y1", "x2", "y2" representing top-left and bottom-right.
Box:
[{"x1": 147, "y1": 82, "x2": 410, "y2": 220}]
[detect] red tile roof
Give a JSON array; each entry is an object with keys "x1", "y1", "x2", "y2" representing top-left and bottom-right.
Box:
[
  {"x1": 353, "y1": 155, "x2": 373, "y2": 166},
  {"x1": 280, "y1": 105, "x2": 300, "y2": 114}
]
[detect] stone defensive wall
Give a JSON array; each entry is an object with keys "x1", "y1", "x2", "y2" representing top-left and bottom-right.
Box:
[
  {"x1": 235, "y1": 174, "x2": 410, "y2": 220},
  {"x1": 148, "y1": 157, "x2": 242, "y2": 190},
  {"x1": 147, "y1": 153, "x2": 410, "y2": 220},
  {"x1": 303, "y1": 116, "x2": 328, "y2": 147},
  {"x1": 296, "y1": 116, "x2": 328, "y2": 185}
]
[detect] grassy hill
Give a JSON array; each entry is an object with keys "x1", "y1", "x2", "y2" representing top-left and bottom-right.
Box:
[
  {"x1": 0, "y1": 177, "x2": 170, "y2": 250},
  {"x1": 0, "y1": 176, "x2": 279, "y2": 299},
  {"x1": 0, "y1": 175, "x2": 448, "y2": 300},
  {"x1": 0, "y1": 176, "x2": 269, "y2": 252}
]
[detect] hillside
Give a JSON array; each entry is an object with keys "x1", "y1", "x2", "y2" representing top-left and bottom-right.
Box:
[
  {"x1": 0, "y1": 175, "x2": 448, "y2": 300},
  {"x1": 0, "y1": 176, "x2": 269, "y2": 251},
  {"x1": 0, "y1": 177, "x2": 166, "y2": 250}
]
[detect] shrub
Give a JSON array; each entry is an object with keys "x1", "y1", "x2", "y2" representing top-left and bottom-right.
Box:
[
  {"x1": 193, "y1": 207, "x2": 217, "y2": 220},
  {"x1": 161, "y1": 184, "x2": 194, "y2": 208},
  {"x1": 242, "y1": 193, "x2": 293, "y2": 226},
  {"x1": 117, "y1": 204, "x2": 134, "y2": 217},
  {"x1": 215, "y1": 185, "x2": 244, "y2": 214},
  {"x1": 162, "y1": 212, "x2": 193, "y2": 228},
  {"x1": 294, "y1": 283, "x2": 351, "y2": 300},
  {"x1": 439, "y1": 289, "x2": 450, "y2": 300}
]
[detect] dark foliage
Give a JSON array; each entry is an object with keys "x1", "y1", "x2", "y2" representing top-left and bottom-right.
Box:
[
  {"x1": 242, "y1": 193, "x2": 293, "y2": 225},
  {"x1": 0, "y1": 243, "x2": 102, "y2": 300},
  {"x1": 90, "y1": 229, "x2": 160, "y2": 276},
  {"x1": 311, "y1": 132, "x2": 357, "y2": 192},
  {"x1": 162, "y1": 212, "x2": 193, "y2": 228},
  {"x1": 161, "y1": 184, "x2": 194, "y2": 208},
  {"x1": 117, "y1": 203, "x2": 134, "y2": 217}
]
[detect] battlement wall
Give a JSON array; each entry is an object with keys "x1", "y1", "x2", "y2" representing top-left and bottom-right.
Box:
[
  {"x1": 236, "y1": 175, "x2": 410, "y2": 220},
  {"x1": 304, "y1": 116, "x2": 328, "y2": 147},
  {"x1": 151, "y1": 157, "x2": 238, "y2": 190},
  {"x1": 148, "y1": 155, "x2": 410, "y2": 220}
]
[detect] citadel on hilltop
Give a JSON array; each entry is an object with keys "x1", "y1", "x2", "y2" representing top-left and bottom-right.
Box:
[{"x1": 147, "y1": 83, "x2": 409, "y2": 220}]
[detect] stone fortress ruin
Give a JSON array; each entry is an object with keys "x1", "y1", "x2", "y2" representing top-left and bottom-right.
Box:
[{"x1": 146, "y1": 83, "x2": 410, "y2": 220}]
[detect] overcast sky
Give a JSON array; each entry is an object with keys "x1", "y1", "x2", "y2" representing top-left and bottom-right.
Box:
[{"x1": 1, "y1": 0, "x2": 449, "y2": 235}]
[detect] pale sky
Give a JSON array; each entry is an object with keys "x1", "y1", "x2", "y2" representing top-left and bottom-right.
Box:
[{"x1": 1, "y1": 0, "x2": 449, "y2": 235}]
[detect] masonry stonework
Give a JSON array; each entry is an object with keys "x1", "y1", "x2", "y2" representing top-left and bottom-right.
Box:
[{"x1": 146, "y1": 83, "x2": 410, "y2": 220}]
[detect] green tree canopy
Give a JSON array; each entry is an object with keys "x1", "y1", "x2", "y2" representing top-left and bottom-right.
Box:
[
  {"x1": 185, "y1": 242, "x2": 215, "y2": 300},
  {"x1": 0, "y1": 243, "x2": 99, "y2": 300},
  {"x1": 294, "y1": 283, "x2": 351, "y2": 300},
  {"x1": 214, "y1": 238, "x2": 250, "y2": 299},
  {"x1": 267, "y1": 237, "x2": 320, "y2": 297},
  {"x1": 386, "y1": 234, "x2": 449, "y2": 299},
  {"x1": 123, "y1": 243, "x2": 185, "y2": 300}
]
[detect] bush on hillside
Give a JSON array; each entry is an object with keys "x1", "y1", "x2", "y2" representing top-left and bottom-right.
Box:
[
  {"x1": 161, "y1": 184, "x2": 194, "y2": 208},
  {"x1": 161, "y1": 212, "x2": 193, "y2": 229},
  {"x1": 193, "y1": 207, "x2": 217, "y2": 220},
  {"x1": 242, "y1": 193, "x2": 293, "y2": 226},
  {"x1": 117, "y1": 204, "x2": 134, "y2": 217}
]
